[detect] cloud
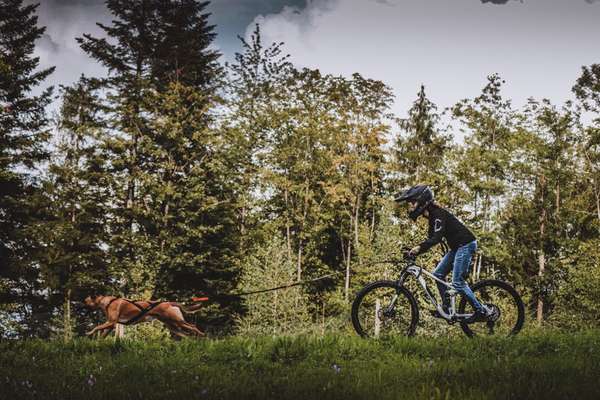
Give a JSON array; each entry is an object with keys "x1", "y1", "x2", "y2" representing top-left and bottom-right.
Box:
[
  {"x1": 38, "y1": 34, "x2": 60, "y2": 53},
  {"x1": 26, "y1": 0, "x2": 110, "y2": 102},
  {"x1": 248, "y1": 0, "x2": 337, "y2": 40},
  {"x1": 208, "y1": 0, "x2": 306, "y2": 58},
  {"x1": 250, "y1": 0, "x2": 600, "y2": 118},
  {"x1": 370, "y1": 0, "x2": 397, "y2": 5},
  {"x1": 481, "y1": 0, "x2": 512, "y2": 4}
]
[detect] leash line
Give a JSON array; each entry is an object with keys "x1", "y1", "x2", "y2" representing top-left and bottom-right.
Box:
[
  {"x1": 227, "y1": 259, "x2": 404, "y2": 298},
  {"x1": 232, "y1": 272, "x2": 342, "y2": 297},
  {"x1": 85, "y1": 259, "x2": 405, "y2": 330}
]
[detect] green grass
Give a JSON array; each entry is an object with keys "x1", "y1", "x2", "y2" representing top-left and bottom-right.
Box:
[{"x1": 1, "y1": 331, "x2": 599, "y2": 399}]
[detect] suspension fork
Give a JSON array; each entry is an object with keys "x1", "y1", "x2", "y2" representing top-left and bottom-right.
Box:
[{"x1": 378, "y1": 271, "x2": 409, "y2": 314}]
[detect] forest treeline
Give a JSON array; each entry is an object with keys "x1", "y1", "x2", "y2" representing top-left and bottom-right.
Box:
[{"x1": 1, "y1": 0, "x2": 599, "y2": 338}]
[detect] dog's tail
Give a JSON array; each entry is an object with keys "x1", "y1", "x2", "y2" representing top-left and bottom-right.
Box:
[{"x1": 171, "y1": 297, "x2": 209, "y2": 314}]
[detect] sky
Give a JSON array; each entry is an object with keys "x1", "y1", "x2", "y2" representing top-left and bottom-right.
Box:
[{"x1": 27, "y1": 0, "x2": 600, "y2": 118}]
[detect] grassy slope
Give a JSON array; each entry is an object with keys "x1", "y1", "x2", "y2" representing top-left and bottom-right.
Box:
[{"x1": 1, "y1": 331, "x2": 599, "y2": 400}]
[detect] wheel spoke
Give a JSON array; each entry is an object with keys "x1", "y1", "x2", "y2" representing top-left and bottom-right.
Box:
[
  {"x1": 459, "y1": 280, "x2": 524, "y2": 338},
  {"x1": 352, "y1": 282, "x2": 417, "y2": 338}
]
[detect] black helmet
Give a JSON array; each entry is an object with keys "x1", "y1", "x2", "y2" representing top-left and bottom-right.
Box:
[{"x1": 394, "y1": 185, "x2": 434, "y2": 220}]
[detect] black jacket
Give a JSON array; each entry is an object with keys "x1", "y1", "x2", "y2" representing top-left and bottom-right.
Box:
[{"x1": 418, "y1": 205, "x2": 476, "y2": 254}]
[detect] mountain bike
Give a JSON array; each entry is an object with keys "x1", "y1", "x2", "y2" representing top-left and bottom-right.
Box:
[{"x1": 351, "y1": 253, "x2": 525, "y2": 338}]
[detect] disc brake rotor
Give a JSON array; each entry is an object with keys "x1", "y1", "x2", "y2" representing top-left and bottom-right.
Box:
[{"x1": 486, "y1": 303, "x2": 501, "y2": 322}]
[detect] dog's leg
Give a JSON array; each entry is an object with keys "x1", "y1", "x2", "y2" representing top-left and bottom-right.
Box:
[
  {"x1": 100, "y1": 325, "x2": 116, "y2": 338},
  {"x1": 86, "y1": 321, "x2": 116, "y2": 337},
  {"x1": 175, "y1": 321, "x2": 204, "y2": 337},
  {"x1": 170, "y1": 328, "x2": 187, "y2": 340},
  {"x1": 185, "y1": 322, "x2": 204, "y2": 337},
  {"x1": 163, "y1": 321, "x2": 186, "y2": 340}
]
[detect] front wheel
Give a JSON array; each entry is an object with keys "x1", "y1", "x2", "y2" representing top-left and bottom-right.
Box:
[
  {"x1": 351, "y1": 280, "x2": 419, "y2": 338},
  {"x1": 458, "y1": 279, "x2": 525, "y2": 337}
]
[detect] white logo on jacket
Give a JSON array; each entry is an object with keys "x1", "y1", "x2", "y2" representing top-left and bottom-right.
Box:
[{"x1": 434, "y1": 219, "x2": 442, "y2": 232}]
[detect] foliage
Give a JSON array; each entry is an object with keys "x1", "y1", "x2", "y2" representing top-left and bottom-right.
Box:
[
  {"x1": 235, "y1": 234, "x2": 313, "y2": 336},
  {"x1": 2, "y1": 1, "x2": 600, "y2": 337},
  {"x1": 0, "y1": 0, "x2": 54, "y2": 337},
  {"x1": 75, "y1": 0, "x2": 241, "y2": 327},
  {"x1": 550, "y1": 239, "x2": 600, "y2": 328}
]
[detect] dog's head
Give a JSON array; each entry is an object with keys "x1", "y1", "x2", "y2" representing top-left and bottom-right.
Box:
[{"x1": 83, "y1": 295, "x2": 103, "y2": 309}]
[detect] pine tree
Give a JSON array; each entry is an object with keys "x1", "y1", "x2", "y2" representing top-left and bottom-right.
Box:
[
  {"x1": 78, "y1": 0, "x2": 240, "y2": 327},
  {"x1": 41, "y1": 77, "x2": 112, "y2": 339},
  {"x1": 142, "y1": 80, "x2": 242, "y2": 326},
  {"x1": 152, "y1": 0, "x2": 222, "y2": 91},
  {"x1": 0, "y1": 0, "x2": 54, "y2": 337},
  {"x1": 392, "y1": 84, "x2": 451, "y2": 188},
  {"x1": 77, "y1": 0, "x2": 158, "y2": 297}
]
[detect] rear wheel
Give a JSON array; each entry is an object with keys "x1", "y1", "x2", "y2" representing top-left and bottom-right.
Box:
[
  {"x1": 458, "y1": 279, "x2": 525, "y2": 337},
  {"x1": 351, "y1": 280, "x2": 419, "y2": 338}
]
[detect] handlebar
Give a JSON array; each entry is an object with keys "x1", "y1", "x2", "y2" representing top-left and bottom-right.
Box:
[{"x1": 403, "y1": 251, "x2": 416, "y2": 263}]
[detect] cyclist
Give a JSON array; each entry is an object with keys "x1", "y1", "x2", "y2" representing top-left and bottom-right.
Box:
[{"x1": 395, "y1": 184, "x2": 489, "y2": 323}]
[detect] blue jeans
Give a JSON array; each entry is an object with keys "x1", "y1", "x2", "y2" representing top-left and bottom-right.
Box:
[{"x1": 432, "y1": 241, "x2": 483, "y2": 311}]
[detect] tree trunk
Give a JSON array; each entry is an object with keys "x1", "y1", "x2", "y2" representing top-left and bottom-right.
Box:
[
  {"x1": 115, "y1": 323, "x2": 125, "y2": 339},
  {"x1": 298, "y1": 179, "x2": 310, "y2": 281},
  {"x1": 345, "y1": 217, "x2": 352, "y2": 302},
  {"x1": 374, "y1": 299, "x2": 381, "y2": 337},
  {"x1": 584, "y1": 151, "x2": 600, "y2": 223},
  {"x1": 537, "y1": 249, "x2": 545, "y2": 325},
  {"x1": 284, "y1": 188, "x2": 292, "y2": 261},
  {"x1": 321, "y1": 300, "x2": 326, "y2": 336},
  {"x1": 63, "y1": 289, "x2": 72, "y2": 342},
  {"x1": 537, "y1": 175, "x2": 546, "y2": 325},
  {"x1": 297, "y1": 242, "x2": 303, "y2": 282},
  {"x1": 64, "y1": 209, "x2": 76, "y2": 342},
  {"x1": 370, "y1": 176, "x2": 376, "y2": 241},
  {"x1": 273, "y1": 291, "x2": 278, "y2": 335},
  {"x1": 353, "y1": 195, "x2": 361, "y2": 265},
  {"x1": 596, "y1": 189, "x2": 600, "y2": 223},
  {"x1": 160, "y1": 201, "x2": 170, "y2": 254}
]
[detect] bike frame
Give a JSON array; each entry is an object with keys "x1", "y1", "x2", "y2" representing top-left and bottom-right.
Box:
[{"x1": 395, "y1": 261, "x2": 474, "y2": 321}]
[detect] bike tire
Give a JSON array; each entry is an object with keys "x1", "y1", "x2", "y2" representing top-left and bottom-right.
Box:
[
  {"x1": 351, "y1": 280, "x2": 419, "y2": 338},
  {"x1": 458, "y1": 279, "x2": 525, "y2": 338}
]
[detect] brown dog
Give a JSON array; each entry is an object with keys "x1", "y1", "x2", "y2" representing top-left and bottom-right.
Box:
[{"x1": 84, "y1": 295, "x2": 206, "y2": 339}]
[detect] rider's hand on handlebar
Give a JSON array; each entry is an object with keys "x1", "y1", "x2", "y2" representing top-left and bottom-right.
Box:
[
  {"x1": 409, "y1": 245, "x2": 420, "y2": 257},
  {"x1": 403, "y1": 245, "x2": 420, "y2": 260}
]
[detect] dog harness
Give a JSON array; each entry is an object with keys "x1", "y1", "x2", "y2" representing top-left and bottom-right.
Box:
[{"x1": 105, "y1": 297, "x2": 164, "y2": 326}]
